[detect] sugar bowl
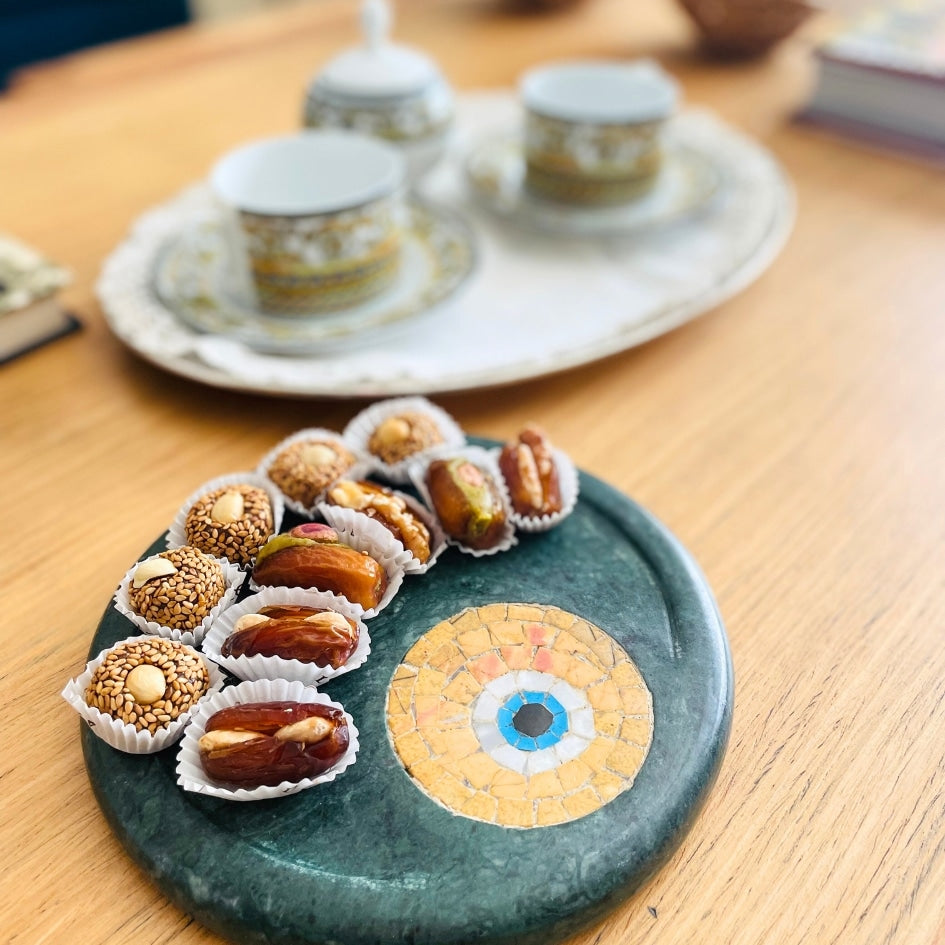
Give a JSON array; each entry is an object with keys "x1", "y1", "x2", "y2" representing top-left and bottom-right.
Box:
[{"x1": 303, "y1": 0, "x2": 454, "y2": 180}]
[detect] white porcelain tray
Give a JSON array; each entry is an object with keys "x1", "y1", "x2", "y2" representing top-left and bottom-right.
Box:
[{"x1": 97, "y1": 92, "x2": 794, "y2": 397}]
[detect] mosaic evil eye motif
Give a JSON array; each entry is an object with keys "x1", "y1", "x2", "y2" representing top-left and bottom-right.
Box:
[{"x1": 386, "y1": 604, "x2": 654, "y2": 829}]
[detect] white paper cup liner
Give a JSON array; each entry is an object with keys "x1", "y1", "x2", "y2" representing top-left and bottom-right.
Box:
[
  {"x1": 492, "y1": 446, "x2": 580, "y2": 532},
  {"x1": 203, "y1": 587, "x2": 370, "y2": 686},
  {"x1": 318, "y1": 488, "x2": 448, "y2": 575},
  {"x1": 408, "y1": 445, "x2": 518, "y2": 557},
  {"x1": 257, "y1": 428, "x2": 372, "y2": 517},
  {"x1": 113, "y1": 549, "x2": 244, "y2": 647},
  {"x1": 175, "y1": 678, "x2": 359, "y2": 802},
  {"x1": 250, "y1": 520, "x2": 406, "y2": 619},
  {"x1": 343, "y1": 397, "x2": 466, "y2": 485},
  {"x1": 61, "y1": 635, "x2": 225, "y2": 754},
  {"x1": 166, "y1": 471, "x2": 285, "y2": 568}
]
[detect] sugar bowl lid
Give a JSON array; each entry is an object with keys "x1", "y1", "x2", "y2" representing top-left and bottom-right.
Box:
[{"x1": 314, "y1": 0, "x2": 442, "y2": 101}]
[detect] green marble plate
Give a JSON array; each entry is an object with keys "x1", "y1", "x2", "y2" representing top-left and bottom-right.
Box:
[{"x1": 81, "y1": 454, "x2": 732, "y2": 945}]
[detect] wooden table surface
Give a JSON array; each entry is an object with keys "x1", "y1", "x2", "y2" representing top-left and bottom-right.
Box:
[{"x1": 3, "y1": 1, "x2": 944, "y2": 943}]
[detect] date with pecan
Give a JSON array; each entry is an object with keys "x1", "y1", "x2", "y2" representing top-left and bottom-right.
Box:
[
  {"x1": 221, "y1": 604, "x2": 359, "y2": 668},
  {"x1": 198, "y1": 701, "x2": 349, "y2": 786},
  {"x1": 498, "y1": 425, "x2": 563, "y2": 517}
]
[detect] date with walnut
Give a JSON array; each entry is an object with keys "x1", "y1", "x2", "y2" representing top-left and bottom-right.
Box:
[{"x1": 198, "y1": 701, "x2": 349, "y2": 787}]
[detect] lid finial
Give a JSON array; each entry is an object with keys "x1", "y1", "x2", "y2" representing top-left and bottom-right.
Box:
[{"x1": 362, "y1": 0, "x2": 392, "y2": 52}]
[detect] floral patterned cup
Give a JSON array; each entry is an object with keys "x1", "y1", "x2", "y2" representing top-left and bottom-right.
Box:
[
  {"x1": 520, "y1": 60, "x2": 679, "y2": 206},
  {"x1": 211, "y1": 131, "x2": 406, "y2": 315}
]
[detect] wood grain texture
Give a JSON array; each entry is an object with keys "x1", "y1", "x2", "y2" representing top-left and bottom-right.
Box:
[{"x1": 2, "y1": 1, "x2": 944, "y2": 943}]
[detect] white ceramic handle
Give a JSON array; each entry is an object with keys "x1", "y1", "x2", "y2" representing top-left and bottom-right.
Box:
[{"x1": 362, "y1": 0, "x2": 391, "y2": 51}]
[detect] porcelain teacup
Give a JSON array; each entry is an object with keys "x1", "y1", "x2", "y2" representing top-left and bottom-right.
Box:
[
  {"x1": 520, "y1": 60, "x2": 679, "y2": 206},
  {"x1": 211, "y1": 131, "x2": 406, "y2": 316}
]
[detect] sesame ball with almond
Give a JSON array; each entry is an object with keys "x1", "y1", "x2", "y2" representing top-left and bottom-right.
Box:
[
  {"x1": 267, "y1": 438, "x2": 357, "y2": 509},
  {"x1": 184, "y1": 484, "x2": 274, "y2": 567},
  {"x1": 84, "y1": 637, "x2": 211, "y2": 734},
  {"x1": 127, "y1": 546, "x2": 227, "y2": 631}
]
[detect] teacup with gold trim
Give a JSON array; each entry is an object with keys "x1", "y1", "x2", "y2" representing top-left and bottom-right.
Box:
[
  {"x1": 211, "y1": 131, "x2": 406, "y2": 315},
  {"x1": 520, "y1": 61, "x2": 679, "y2": 207}
]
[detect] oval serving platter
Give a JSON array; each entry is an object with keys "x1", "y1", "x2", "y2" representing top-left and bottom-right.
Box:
[{"x1": 80, "y1": 449, "x2": 733, "y2": 945}]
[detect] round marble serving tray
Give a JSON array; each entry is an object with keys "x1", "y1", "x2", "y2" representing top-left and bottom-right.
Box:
[{"x1": 80, "y1": 444, "x2": 732, "y2": 945}]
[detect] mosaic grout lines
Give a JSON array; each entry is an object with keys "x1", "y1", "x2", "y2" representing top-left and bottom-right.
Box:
[{"x1": 386, "y1": 604, "x2": 654, "y2": 828}]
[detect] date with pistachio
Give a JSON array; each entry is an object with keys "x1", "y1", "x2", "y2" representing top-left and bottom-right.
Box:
[
  {"x1": 498, "y1": 425, "x2": 563, "y2": 517},
  {"x1": 425, "y1": 457, "x2": 506, "y2": 550},
  {"x1": 252, "y1": 523, "x2": 388, "y2": 610},
  {"x1": 198, "y1": 701, "x2": 349, "y2": 786},
  {"x1": 221, "y1": 604, "x2": 359, "y2": 667}
]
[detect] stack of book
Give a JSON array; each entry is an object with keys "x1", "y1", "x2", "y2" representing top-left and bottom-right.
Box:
[
  {"x1": 0, "y1": 234, "x2": 78, "y2": 364},
  {"x1": 803, "y1": 0, "x2": 945, "y2": 158}
]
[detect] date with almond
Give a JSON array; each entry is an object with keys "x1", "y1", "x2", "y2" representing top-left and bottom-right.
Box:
[
  {"x1": 198, "y1": 701, "x2": 349, "y2": 786},
  {"x1": 221, "y1": 604, "x2": 359, "y2": 667}
]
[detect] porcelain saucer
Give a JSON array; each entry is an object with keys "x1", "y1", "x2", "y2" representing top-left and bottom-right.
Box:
[
  {"x1": 465, "y1": 128, "x2": 721, "y2": 237},
  {"x1": 152, "y1": 198, "x2": 476, "y2": 355}
]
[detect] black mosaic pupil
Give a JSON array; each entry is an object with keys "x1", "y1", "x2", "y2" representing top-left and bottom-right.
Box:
[{"x1": 512, "y1": 703, "x2": 554, "y2": 738}]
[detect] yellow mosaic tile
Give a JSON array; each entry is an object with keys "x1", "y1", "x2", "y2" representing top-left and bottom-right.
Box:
[
  {"x1": 594, "y1": 710, "x2": 624, "y2": 737},
  {"x1": 442, "y1": 670, "x2": 482, "y2": 706},
  {"x1": 592, "y1": 771, "x2": 626, "y2": 803},
  {"x1": 543, "y1": 607, "x2": 577, "y2": 630},
  {"x1": 456, "y1": 626, "x2": 494, "y2": 658},
  {"x1": 395, "y1": 731, "x2": 429, "y2": 767},
  {"x1": 388, "y1": 681, "x2": 415, "y2": 716},
  {"x1": 391, "y1": 664, "x2": 418, "y2": 683},
  {"x1": 387, "y1": 712, "x2": 415, "y2": 738},
  {"x1": 461, "y1": 792, "x2": 499, "y2": 823},
  {"x1": 440, "y1": 727, "x2": 481, "y2": 762},
  {"x1": 525, "y1": 769, "x2": 565, "y2": 800},
  {"x1": 490, "y1": 767, "x2": 528, "y2": 794},
  {"x1": 414, "y1": 666, "x2": 448, "y2": 696},
  {"x1": 580, "y1": 736, "x2": 617, "y2": 773},
  {"x1": 455, "y1": 753, "x2": 504, "y2": 791},
  {"x1": 587, "y1": 679, "x2": 622, "y2": 711},
  {"x1": 607, "y1": 742, "x2": 647, "y2": 778},
  {"x1": 560, "y1": 655, "x2": 604, "y2": 689},
  {"x1": 620, "y1": 716, "x2": 654, "y2": 746},
  {"x1": 562, "y1": 787, "x2": 601, "y2": 820},
  {"x1": 536, "y1": 797, "x2": 569, "y2": 826},
  {"x1": 409, "y1": 757, "x2": 446, "y2": 788},
  {"x1": 497, "y1": 797, "x2": 536, "y2": 829},
  {"x1": 506, "y1": 604, "x2": 546, "y2": 622},
  {"x1": 430, "y1": 773, "x2": 477, "y2": 810},
  {"x1": 620, "y1": 686, "x2": 652, "y2": 716},
  {"x1": 500, "y1": 644, "x2": 534, "y2": 670},
  {"x1": 552, "y1": 630, "x2": 593, "y2": 657},
  {"x1": 587, "y1": 634, "x2": 620, "y2": 669},
  {"x1": 402, "y1": 630, "x2": 445, "y2": 665},
  {"x1": 448, "y1": 608, "x2": 486, "y2": 634},
  {"x1": 611, "y1": 661, "x2": 644, "y2": 688},
  {"x1": 556, "y1": 758, "x2": 595, "y2": 793},
  {"x1": 487, "y1": 619, "x2": 527, "y2": 646},
  {"x1": 474, "y1": 603, "x2": 509, "y2": 624},
  {"x1": 426, "y1": 642, "x2": 463, "y2": 672}
]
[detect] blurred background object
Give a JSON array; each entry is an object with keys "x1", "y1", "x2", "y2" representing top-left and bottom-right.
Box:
[
  {"x1": 675, "y1": 0, "x2": 814, "y2": 56},
  {"x1": 802, "y1": 0, "x2": 945, "y2": 157},
  {"x1": 0, "y1": 0, "x2": 189, "y2": 87}
]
